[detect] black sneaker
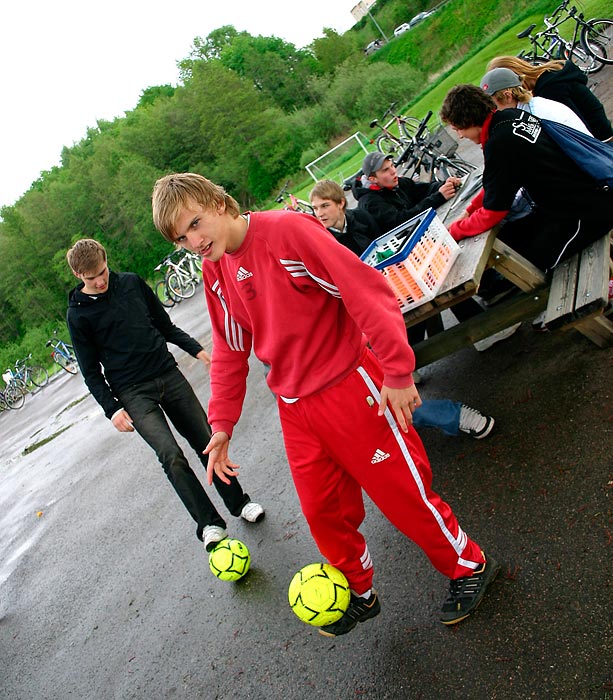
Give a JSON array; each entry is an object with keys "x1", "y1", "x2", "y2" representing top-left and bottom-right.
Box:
[
  {"x1": 440, "y1": 553, "x2": 500, "y2": 625},
  {"x1": 319, "y1": 590, "x2": 381, "y2": 637}
]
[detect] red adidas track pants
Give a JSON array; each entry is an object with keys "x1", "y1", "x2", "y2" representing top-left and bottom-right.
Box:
[{"x1": 278, "y1": 347, "x2": 485, "y2": 594}]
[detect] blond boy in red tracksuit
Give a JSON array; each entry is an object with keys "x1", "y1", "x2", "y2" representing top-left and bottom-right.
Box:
[{"x1": 151, "y1": 173, "x2": 499, "y2": 637}]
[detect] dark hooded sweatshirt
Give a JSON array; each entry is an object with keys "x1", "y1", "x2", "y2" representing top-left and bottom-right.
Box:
[
  {"x1": 66, "y1": 270, "x2": 203, "y2": 419},
  {"x1": 353, "y1": 176, "x2": 446, "y2": 233},
  {"x1": 533, "y1": 61, "x2": 613, "y2": 141}
]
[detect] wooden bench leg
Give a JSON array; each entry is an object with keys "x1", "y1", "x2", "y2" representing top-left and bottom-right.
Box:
[{"x1": 573, "y1": 315, "x2": 613, "y2": 347}]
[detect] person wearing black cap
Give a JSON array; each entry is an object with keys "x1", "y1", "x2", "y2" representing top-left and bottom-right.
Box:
[
  {"x1": 480, "y1": 67, "x2": 591, "y2": 135},
  {"x1": 486, "y1": 56, "x2": 613, "y2": 142},
  {"x1": 353, "y1": 151, "x2": 461, "y2": 233}
]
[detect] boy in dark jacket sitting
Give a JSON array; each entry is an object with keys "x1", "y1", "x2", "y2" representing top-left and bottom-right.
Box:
[{"x1": 354, "y1": 151, "x2": 461, "y2": 233}]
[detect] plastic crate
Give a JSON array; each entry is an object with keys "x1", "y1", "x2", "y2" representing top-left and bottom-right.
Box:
[
  {"x1": 360, "y1": 208, "x2": 461, "y2": 313},
  {"x1": 428, "y1": 126, "x2": 459, "y2": 157}
]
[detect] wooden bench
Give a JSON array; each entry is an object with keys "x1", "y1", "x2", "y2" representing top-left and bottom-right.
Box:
[{"x1": 543, "y1": 233, "x2": 613, "y2": 347}]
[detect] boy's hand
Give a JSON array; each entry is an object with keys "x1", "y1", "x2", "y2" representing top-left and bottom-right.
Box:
[
  {"x1": 196, "y1": 349, "x2": 211, "y2": 370},
  {"x1": 378, "y1": 385, "x2": 422, "y2": 433},
  {"x1": 203, "y1": 432, "x2": 240, "y2": 485},
  {"x1": 111, "y1": 409, "x2": 135, "y2": 433},
  {"x1": 438, "y1": 177, "x2": 463, "y2": 200}
]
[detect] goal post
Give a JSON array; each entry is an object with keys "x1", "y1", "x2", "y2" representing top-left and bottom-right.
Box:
[{"x1": 305, "y1": 132, "x2": 372, "y2": 184}]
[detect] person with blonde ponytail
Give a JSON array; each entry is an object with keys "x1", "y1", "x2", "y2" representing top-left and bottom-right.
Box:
[{"x1": 487, "y1": 56, "x2": 612, "y2": 141}]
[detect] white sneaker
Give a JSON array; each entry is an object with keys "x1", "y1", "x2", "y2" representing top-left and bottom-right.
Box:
[
  {"x1": 240, "y1": 501, "x2": 265, "y2": 523},
  {"x1": 203, "y1": 525, "x2": 228, "y2": 552},
  {"x1": 459, "y1": 405, "x2": 495, "y2": 439},
  {"x1": 473, "y1": 322, "x2": 521, "y2": 352}
]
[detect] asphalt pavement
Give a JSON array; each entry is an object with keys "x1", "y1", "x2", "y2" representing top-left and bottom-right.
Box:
[{"x1": 1, "y1": 70, "x2": 612, "y2": 700}]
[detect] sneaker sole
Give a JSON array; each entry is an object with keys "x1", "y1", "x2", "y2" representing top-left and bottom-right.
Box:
[
  {"x1": 204, "y1": 535, "x2": 228, "y2": 553},
  {"x1": 318, "y1": 597, "x2": 381, "y2": 638},
  {"x1": 440, "y1": 559, "x2": 501, "y2": 626},
  {"x1": 472, "y1": 416, "x2": 495, "y2": 440}
]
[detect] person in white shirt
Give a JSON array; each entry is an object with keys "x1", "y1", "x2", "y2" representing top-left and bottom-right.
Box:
[{"x1": 480, "y1": 67, "x2": 592, "y2": 135}]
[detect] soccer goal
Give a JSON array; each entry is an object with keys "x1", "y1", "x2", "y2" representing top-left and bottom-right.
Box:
[{"x1": 305, "y1": 132, "x2": 372, "y2": 184}]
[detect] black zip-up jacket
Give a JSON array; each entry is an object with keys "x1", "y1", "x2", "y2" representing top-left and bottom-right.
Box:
[
  {"x1": 353, "y1": 176, "x2": 446, "y2": 233},
  {"x1": 327, "y1": 208, "x2": 381, "y2": 256},
  {"x1": 533, "y1": 61, "x2": 613, "y2": 141},
  {"x1": 483, "y1": 109, "x2": 613, "y2": 267},
  {"x1": 67, "y1": 271, "x2": 203, "y2": 419}
]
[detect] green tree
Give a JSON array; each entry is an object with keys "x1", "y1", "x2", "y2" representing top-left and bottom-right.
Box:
[
  {"x1": 178, "y1": 25, "x2": 241, "y2": 80},
  {"x1": 310, "y1": 28, "x2": 360, "y2": 74},
  {"x1": 219, "y1": 34, "x2": 323, "y2": 111}
]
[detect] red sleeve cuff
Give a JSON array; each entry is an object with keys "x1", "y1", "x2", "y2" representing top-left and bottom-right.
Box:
[
  {"x1": 211, "y1": 421, "x2": 235, "y2": 439},
  {"x1": 449, "y1": 207, "x2": 508, "y2": 240}
]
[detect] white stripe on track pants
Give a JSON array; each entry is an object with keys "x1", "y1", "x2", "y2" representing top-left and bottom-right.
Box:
[{"x1": 278, "y1": 347, "x2": 485, "y2": 594}]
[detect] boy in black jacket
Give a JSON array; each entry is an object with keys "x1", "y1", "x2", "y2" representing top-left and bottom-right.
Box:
[
  {"x1": 66, "y1": 238, "x2": 264, "y2": 553},
  {"x1": 353, "y1": 151, "x2": 461, "y2": 232}
]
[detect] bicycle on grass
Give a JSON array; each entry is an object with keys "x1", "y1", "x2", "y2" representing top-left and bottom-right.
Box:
[
  {"x1": 275, "y1": 181, "x2": 315, "y2": 215},
  {"x1": 400, "y1": 125, "x2": 478, "y2": 183},
  {"x1": 369, "y1": 101, "x2": 430, "y2": 158},
  {"x1": 516, "y1": 1, "x2": 610, "y2": 74},
  {"x1": 46, "y1": 330, "x2": 79, "y2": 374},
  {"x1": 342, "y1": 110, "x2": 436, "y2": 192}
]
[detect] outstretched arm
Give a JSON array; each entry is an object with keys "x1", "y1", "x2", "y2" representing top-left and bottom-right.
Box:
[{"x1": 203, "y1": 432, "x2": 241, "y2": 485}]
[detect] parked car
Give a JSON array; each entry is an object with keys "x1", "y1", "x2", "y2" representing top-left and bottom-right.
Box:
[
  {"x1": 364, "y1": 39, "x2": 384, "y2": 56},
  {"x1": 394, "y1": 23, "x2": 411, "y2": 37},
  {"x1": 409, "y1": 10, "x2": 436, "y2": 29}
]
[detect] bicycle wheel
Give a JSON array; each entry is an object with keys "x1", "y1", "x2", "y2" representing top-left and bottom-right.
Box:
[
  {"x1": 565, "y1": 42, "x2": 605, "y2": 74},
  {"x1": 167, "y1": 272, "x2": 196, "y2": 299},
  {"x1": 400, "y1": 117, "x2": 430, "y2": 142},
  {"x1": 293, "y1": 199, "x2": 315, "y2": 216},
  {"x1": 54, "y1": 351, "x2": 79, "y2": 374},
  {"x1": 9, "y1": 377, "x2": 27, "y2": 394},
  {"x1": 155, "y1": 279, "x2": 176, "y2": 308},
  {"x1": 28, "y1": 365, "x2": 49, "y2": 388},
  {"x1": 581, "y1": 19, "x2": 613, "y2": 65},
  {"x1": 5, "y1": 384, "x2": 25, "y2": 409},
  {"x1": 375, "y1": 134, "x2": 404, "y2": 157},
  {"x1": 433, "y1": 155, "x2": 476, "y2": 181}
]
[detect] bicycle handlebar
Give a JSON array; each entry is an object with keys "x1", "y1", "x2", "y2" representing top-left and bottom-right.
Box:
[
  {"x1": 382, "y1": 101, "x2": 398, "y2": 120},
  {"x1": 394, "y1": 110, "x2": 433, "y2": 167},
  {"x1": 414, "y1": 111, "x2": 433, "y2": 142}
]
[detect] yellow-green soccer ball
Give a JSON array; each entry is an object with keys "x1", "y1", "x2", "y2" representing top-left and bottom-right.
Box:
[
  {"x1": 209, "y1": 538, "x2": 251, "y2": 581},
  {"x1": 288, "y1": 563, "x2": 351, "y2": 626}
]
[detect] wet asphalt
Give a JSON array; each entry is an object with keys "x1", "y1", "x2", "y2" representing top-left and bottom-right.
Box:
[
  {"x1": 1, "y1": 286, "x2": 611, "y2": 700},
  {"x1": 1, "y1": 66, "x2": 613, "y2": 700}
]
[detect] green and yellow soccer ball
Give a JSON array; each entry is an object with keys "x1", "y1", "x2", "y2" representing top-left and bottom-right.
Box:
[
  {"x1": 288, "y1": 563, "x2": 351, "y2": 626},
  {"x1": 209, "y1": 538, "x2": 251, "y2": 581}
]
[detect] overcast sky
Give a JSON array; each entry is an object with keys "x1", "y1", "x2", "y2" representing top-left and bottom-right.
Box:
[{"x1": 1, "y1": 0, "x2": 356, "y2": 209}]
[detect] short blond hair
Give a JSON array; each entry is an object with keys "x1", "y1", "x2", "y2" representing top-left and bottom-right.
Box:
[
  {"x1": 66, "y1": 239, "x2": 107, "y2": 275},
  {"x1": 493, "y1": 85, "x2": 533, "y2": 104},
  {"x1": 152, "y1": 172, "x2": 241, "y2": 242},
  {"x1": 309, "y1": 180, "x2": 347, "y2": 209}
]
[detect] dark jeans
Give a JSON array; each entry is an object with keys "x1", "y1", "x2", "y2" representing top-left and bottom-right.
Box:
[
  {"x1": 499, "y1": 208, "x2": 611, "y2": 271},
  {"x1": 117, "y1": 367, "x2": 250, "y2": 540}
]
